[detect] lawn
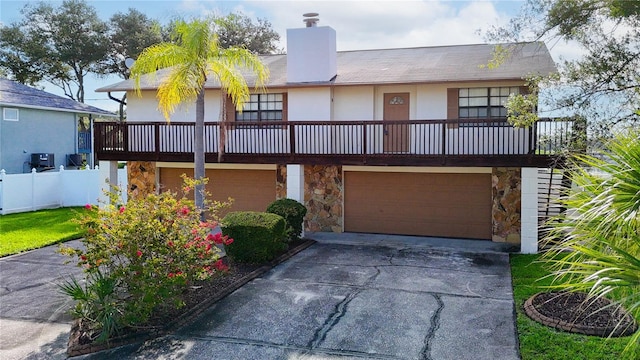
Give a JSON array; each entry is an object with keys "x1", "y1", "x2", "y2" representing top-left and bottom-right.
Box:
[
  {"x1": 511, "y1": 254, "x2": 633, "y2": 360},
  {"x1": 0, "y1": 207, "x2": 86, "y2": 257}
]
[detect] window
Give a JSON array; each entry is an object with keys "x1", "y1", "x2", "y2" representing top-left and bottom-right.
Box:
[
  {"x1": 458, "y1": 87, "x2": 520, "y2": 119},
  {"x1": 236, "y1": 94, "x2": 284, "y2": 122},
  {"x1": 3, "y1": 108, "x2": 19, "y2": 121}
]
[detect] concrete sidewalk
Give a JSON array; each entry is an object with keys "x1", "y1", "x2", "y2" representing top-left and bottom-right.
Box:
[
  {"x1": 80, "y1": 234, "x2": 519, "y2": 360},
  {"x1": 0, "y1": 240, "x2": 84, "y2": 360}
]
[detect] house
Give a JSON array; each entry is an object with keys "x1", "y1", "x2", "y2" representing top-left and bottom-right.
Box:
[
  {"x1": 95, "y1": 16, "x2": 568, "y2": 253},
  {"x1": 0, "y1": 78, "x2": 114, "y2": 173}
]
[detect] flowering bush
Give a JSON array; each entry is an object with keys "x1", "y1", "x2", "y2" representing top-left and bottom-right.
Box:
[{"x1": 59, "y1": 175, "x2": 232, "y2": 342}]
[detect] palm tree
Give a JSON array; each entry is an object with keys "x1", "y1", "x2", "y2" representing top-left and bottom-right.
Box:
[
  {"x1": 544, "y1": 129, "x2": 640, "y2": 354},
  {"x1": 130, "y1": 18, "x2": 268, "y2": 213}
]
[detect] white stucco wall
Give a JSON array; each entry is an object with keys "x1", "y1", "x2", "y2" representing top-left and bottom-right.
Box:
[
  {"x1": 288, "y1": 87, "x2": 332, "y2": 121},
  {"x1": 126, "y1": 90, "x2": 223, "y2": 122},
  {"x1": 333, "y1": 86, "x2": 374, "y2": 120}
]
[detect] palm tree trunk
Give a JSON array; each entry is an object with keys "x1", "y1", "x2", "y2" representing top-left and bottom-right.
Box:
[{"x1": 194, "y1": 85, "x2": 206, "y2": 220}]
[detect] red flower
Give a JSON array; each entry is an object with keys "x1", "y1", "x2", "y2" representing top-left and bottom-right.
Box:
[
  {"x1": 179, "y1": 206, "x2": 190, "y2": 215},
  {"x1": 183, "y1": 186, "x2": 191, "y2": 192},
  {"x1": 206, "y1": 233, "x2": 215, "y2": 241},
  {"x1": 224, "y1": 237, "x2": 234, "y2": 246},
  {"x1": 168, "y1": 272, "x2": 175, "y2": 278},
  {"x1": 136, "y1": 250, "x2": 142, "y2": 257},
  {"x1": 167, "y1": 241, "x2": 174, "y2": 247},
  {"x1": 80, "y1": 255, "x2": 87, "y2": 261},
  {"x1": 84, "y1": 204, "x2": 92, "y2": 210},
  {"x1": 119, "y1": 206, "x2": 125, "y2": 213},
  {"x1": 212, "y1": 232, "x2": 224, "y2": 245},
  {"x1": 214, "y1": 259, "x2": 229, "y2": 272}
]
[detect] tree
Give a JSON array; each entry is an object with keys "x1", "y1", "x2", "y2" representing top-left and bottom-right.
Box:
[
  {"x1": 130, "y1": 18, "x2": 268, "y2": 213},
  {"x1": 215, "y1": 13, "x2": 281, "y2": 54},
  {"x1": 0, "y1": 0, "x2": 109, "y2": 102},
  {"x1": 102, "y1": 8, "x2": 164, "y2": 119},
  {"x1": 486, "y1": 0, "x2": 640, "y2": 142}
]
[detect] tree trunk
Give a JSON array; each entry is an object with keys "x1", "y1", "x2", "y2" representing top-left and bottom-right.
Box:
[{"x1": 195, "y1": 85, "x2": 206, "y2": 220}]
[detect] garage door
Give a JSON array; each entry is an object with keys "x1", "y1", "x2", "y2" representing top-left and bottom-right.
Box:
[
  {"x1": 159, "y1": 168, "x2": 276, "y2": 215},
  {"x1": 344, "y1": 172, "x2": 492, "y2": 239}
]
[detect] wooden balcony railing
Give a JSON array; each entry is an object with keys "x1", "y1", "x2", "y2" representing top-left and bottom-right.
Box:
[{"x1": 94, "y1": 118, "x2": 574, "y2": 167}]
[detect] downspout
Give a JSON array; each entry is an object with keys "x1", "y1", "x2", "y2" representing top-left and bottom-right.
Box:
[{"x1": 108, "y1": 92, "x2": 127, "y2": 122}]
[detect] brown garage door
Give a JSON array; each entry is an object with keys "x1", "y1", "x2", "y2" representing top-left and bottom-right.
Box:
[
  {"x1": 344, "y1": 172, "x2": 491, "y2": 239},
  {"x1": 159, "y1": 168, "x2": 276, "y2": 215}
]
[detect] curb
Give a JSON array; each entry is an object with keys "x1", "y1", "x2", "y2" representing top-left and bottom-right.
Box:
[{"x1": 523, "y1": 292, "x2": 637, "y2": 338}]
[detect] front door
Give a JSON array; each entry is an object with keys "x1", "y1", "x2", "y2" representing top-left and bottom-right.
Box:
[{"x1": 383, "y1": 93, "x2": 409, "y2": 153}]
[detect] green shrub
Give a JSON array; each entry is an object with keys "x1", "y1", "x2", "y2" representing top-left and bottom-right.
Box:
[
  {"x1": 266, "y1": 198, "x2": 307, "y2": 242},
  {"x1": 221, "y1": 211, "x2": 287, "y2": 263},
  {"x1": 58, "y1": 176, "x2": 232, "y2": 342}
]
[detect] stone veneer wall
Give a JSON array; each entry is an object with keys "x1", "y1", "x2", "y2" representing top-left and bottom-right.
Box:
[
  {"x1": 276, "y1": 164, "x2": 287, "y2": 199},
  {"x1": 127, "y1": 161, "x2": 157, "y2": 199},
  {"x1": 492, "y1": 167, "x2": 521, "y2": 244},
  {"x1": 304, "y1": 165, "x2": 343, "y2": 232}
]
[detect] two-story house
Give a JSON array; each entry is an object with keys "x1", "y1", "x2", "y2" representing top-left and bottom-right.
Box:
[
  {"x1": 95, "y1": 17, "x2": 567, "y2": 253},
  {"x1": 0, "y1": 78, "x2": 113, "y2": 173}
]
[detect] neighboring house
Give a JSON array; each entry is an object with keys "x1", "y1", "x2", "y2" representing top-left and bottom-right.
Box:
[
  {"x1": 95, "y1": 17, "x2": 569, "y2": 253},
  {"x1": 0, "y1": 78, "x2": 113, "y2": 173}
]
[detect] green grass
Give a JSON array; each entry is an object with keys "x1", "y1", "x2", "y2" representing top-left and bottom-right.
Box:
[
  {"x1": 0, "y1": 207, "x2": 86, "y2": 257},
  {"x1": 511, "y1": 254, "x2": 633, "y2": 360}
]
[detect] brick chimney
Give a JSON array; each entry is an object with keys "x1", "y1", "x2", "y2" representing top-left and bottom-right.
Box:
[{"x1": 286, "y1": 13, "x2": 337, "y2": 83}]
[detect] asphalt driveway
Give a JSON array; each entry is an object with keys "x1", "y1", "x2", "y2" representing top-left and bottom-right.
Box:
[{"x1": 79, "y1": 235, "x2": 519, "y2": 360}]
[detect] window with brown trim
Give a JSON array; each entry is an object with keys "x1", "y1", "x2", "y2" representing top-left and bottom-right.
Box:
[
  {"x1": 458, "y1": 87, "x2": 520, "y2": 119},
  {"x1": 236, "y1": 93, "x2": 285, "y2": 122}
]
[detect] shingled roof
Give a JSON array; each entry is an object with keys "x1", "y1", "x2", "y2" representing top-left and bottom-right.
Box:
[
  {"x1": 96, "y1": 42, "x2": 556, "y2": 92},
  {"x1": 0, "y1": 78, "x2": 113, "y2": 116}
]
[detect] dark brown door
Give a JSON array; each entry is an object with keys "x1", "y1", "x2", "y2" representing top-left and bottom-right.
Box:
[{"x1": 383, "y1": 93, "x2": 410, "y2": 153}]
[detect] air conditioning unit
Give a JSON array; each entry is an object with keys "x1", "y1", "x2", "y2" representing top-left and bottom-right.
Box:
[{"x1": 31, "y1": 153, "x2": 55, "y2": 168}]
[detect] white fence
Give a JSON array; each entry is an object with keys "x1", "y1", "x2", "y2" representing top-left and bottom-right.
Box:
[{"x1": 0, "y1": 166, "x2": 128, "y2": 215}]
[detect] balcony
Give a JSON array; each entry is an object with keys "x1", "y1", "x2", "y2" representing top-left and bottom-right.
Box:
[{"x1": 94, "y1": 118, "x2": 574, "y2": 167}]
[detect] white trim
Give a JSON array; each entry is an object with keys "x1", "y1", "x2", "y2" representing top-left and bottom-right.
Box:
[
  {"x1": 0, "y1": 102, "x2": 111, "y2": 117},
  {"x1": 343, "y1": 166, "x2": 492, "y2": 174},
  {"x1": 156, "y1": 162, "x2": 276, "y2": 171},
  {"x1": 3, "y1": 108, "x2": 19, "y2": 121}
]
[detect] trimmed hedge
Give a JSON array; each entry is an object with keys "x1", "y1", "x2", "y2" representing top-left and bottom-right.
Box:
[
  {"x1": 266, "y1": 198, "x2": 307, "y2": 242},
  {"x1": 221, "y1": 211, "x2": 287, "y2": 264}
]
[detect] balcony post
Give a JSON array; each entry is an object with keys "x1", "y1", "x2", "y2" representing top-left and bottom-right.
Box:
[
  {"x1": 289, "y1": 123, "x2": 296, "y2": 155},
  {"x1": 362, "y1": 121, "x2": 367, "y2": 163},
  {"x1": 154, "y1": 123, "x2": 160, "y2": 160}
]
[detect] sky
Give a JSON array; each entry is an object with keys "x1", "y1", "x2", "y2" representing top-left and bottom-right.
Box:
[{"x1": 0, "y1": 0, "x2": 580, "y2": 112}]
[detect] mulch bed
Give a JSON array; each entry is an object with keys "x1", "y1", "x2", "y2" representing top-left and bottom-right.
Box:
[
  {"x1": 67, "y1": 238, "x2": 316, "y2": 357},
  {"x1": 524, "y1": 291, "x2": 638, "y2": 337}
]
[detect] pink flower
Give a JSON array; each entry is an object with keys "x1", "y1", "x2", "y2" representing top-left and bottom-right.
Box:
[
  {"x1": 224, "y1": 237, "x2": 234, "y2": 246},
  {"x1": 119, "y1": 206, "x2": 125, "y2": 213},
  {"x1": 136, "y1": 250, "x2": 142, "y2": 257},
  {"x1": 168, "y1": 272, "x2": 175, "y2": 278},
  {"x1": 183, "y1": 186, "x2": 191, "y2": 192},
  {"x1": 179, "y1": 206, "x2": 190, "y2": 215},
  {"x1": 84, "y1": 204, "x2": 92, "y2": 210}
]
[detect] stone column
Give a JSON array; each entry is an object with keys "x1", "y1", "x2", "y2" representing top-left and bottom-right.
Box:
[
  {"x1": 276, "y1": 164, "x2": 287, "y2": 199},
  {"x1": 127, "y1": 161, "x2": 156, "y2": 200},
  {"x1": 492, "y1": 167, "x2": 521, "y2": 244},
  {"x1": 304, "y1": 165, "x2": 343, "y2": 232}
]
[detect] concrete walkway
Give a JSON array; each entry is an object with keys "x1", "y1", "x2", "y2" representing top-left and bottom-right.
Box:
[
  {"x1": 79, "y1": 234, "x2": 520, "y2": 360},
  {"x1": 0, "y1": 240, "x2": 84, "y2": 360}
]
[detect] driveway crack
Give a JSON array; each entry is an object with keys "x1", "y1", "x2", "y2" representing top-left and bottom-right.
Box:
[{"x1": 420, "y1": 293, "x2": 444, "y2": 360}]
